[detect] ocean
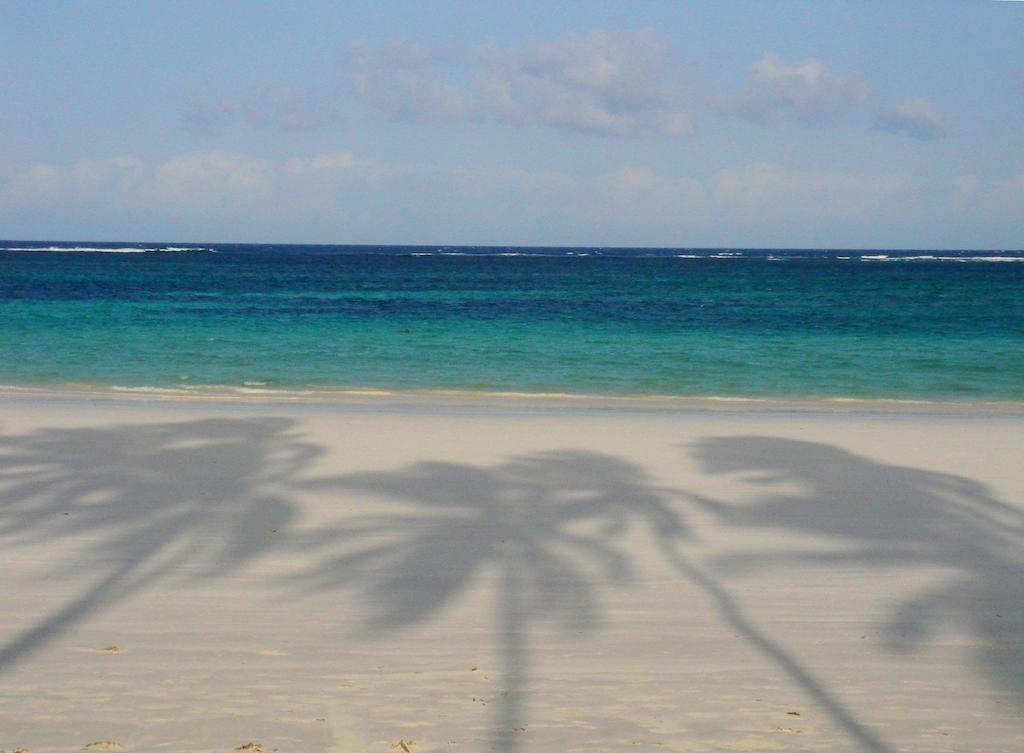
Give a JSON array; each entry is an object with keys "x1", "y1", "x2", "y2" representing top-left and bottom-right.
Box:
[{"x1": 2, "y1": 242, "x2": 1022, "y2": 401}]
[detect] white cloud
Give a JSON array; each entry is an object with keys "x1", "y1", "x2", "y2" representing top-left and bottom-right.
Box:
[
  {"x1": 4, "y1": 164, "x2": 62, "y2": 203},
  {"x1": 603, "y1": 166, "x2": 663, "y2": 192},
  {"x1": 177, "y1": 35, "x2": 957, "y2": 145},
  {"x1": 282, "y1": 151, "x2": 358, "y2": 175},
  {"x1": 182, "y1": 89, "x2": 342, "y2": 135},
  {"x1": 593, "y1": 167, "x2": 706, "y2": 216},
  {"x1": 181, "y1": 95, "x2": 236, "y2": 135},
  {"x1": 340, "y1": 31, "x2": 694, "y2": 138},
  {"x1": 3, "y1": 157, "x2": 145, "y2": 206},
  {"x1": 710, "y1": 162, "x2": 908, "y2": 220},
  {"x1": 345, "y1": 39, "x2": 479, "y2": 123},
  {"x1": 340, "y1": 39, "x2": 877, "y2": 137},
  {"x1": 281, "y1": 150, "x2": 415, "y2": 190},
  {"x1": 0, "y1": 150, "x2": 415, "y2": 233},
  {"x1": 164, "y1": 29, "x2": 985, "y2": 168},
  {"x1": 5, "y1": 151, "x2": 1019, "y2": 246},
  {"x1": 721, "y1": 54, "x2": 868, "y2": 124},
  {"x1": 991, "y1": 172, "x2": 1024, "y2": 200},
  {"x1": 243, "y1": 88, "x2": 341, "y2": 132},
  {"x1": 874, "y1": 97, "x2": 948, "y2": 141},
  {"x1": 954, "y1": 171, "x2": 1024, "y2": 222},
  {"x1": 155, "y1": 152, "x2": 272, "y2": 209},
  {"x1": 480, "y1": 30, "x2": 695, "y2": 138}
]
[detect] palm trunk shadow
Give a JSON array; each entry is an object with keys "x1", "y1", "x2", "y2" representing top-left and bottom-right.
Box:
[
  {"x1": 655, "y1": 531, "x2": 893, "y2": 753},
  {"x1": 494, "y1": 564, "x2": 528, "y2": 753},
  {"x1": 0, "y1": 554, "x2": 168, "y2": 673}
]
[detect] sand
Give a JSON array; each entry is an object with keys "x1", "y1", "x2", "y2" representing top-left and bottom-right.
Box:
[{"x1": 1, "y1": 392, "x2": 1022, "y2": 752}]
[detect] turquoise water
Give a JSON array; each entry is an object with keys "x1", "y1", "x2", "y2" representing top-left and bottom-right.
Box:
[{"x1": 1, "y1": 243, "x2": 1022, "y2": 400}]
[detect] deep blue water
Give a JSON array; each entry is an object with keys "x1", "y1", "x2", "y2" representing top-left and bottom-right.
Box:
[{"x1": 1, "y1": 242, "x2": 1023, "y2": 400}]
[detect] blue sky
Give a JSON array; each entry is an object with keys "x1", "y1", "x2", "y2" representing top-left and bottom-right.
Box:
[{"x1": 1, "y1": 0, "x2": 1022, "y2": 248}]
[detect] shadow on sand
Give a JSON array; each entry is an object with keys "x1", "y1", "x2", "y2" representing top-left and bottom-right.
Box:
[
  {"x1": 0, "y1": 417, "x2": 319, "y2": 672},
  {"x1": 288, "y1": 448, "x2": 904, "y2": 752},
  {"x1": 288, "y1": 451, "x2": 685, "y2": 751},
  {"x1": 2, "y1": 420, "x2": 1020, "y2": 752},
  {"x1": 690, "y1": 436, "x2": 1024, "y2": 717}
]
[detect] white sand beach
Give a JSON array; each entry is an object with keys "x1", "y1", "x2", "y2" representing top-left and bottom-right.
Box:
[{"x1": 1, "y1": 393, "x2": 1022, "y2": 753}]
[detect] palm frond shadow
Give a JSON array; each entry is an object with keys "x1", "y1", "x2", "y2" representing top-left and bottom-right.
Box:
[
  {"x1": 1, "y1": 420, "x2": 945, "y2": 753},
  {"x1": 0, "y1": 417, "x2": 319, "y2": 672},
  {"x1": 690, "y1": 435, "x2": 1024, "y2": 716},
  {"x1": 289, "y1": 449, "x2": 897, "y2": 752},
  {"x1": 290, "y1": 450, "x2": 684, "y2": 751}
]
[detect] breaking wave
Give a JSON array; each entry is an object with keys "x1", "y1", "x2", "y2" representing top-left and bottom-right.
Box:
[{"x1": 0, "y1": 245, "x2": 214, "y2": 253}]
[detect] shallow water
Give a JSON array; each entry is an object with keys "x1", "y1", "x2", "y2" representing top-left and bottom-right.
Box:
[{"x1": 2, "y1": 243, "x2": 1022, "y2": 399}]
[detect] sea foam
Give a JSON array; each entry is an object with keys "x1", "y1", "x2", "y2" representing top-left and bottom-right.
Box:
[{"x1": 0, "y1": 245, "x2": 212, "y2": 253}]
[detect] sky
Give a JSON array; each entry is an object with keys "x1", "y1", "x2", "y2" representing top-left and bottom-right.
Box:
[{"x1": 1, "y1": 0, "x2": 1022, "y2": 249}]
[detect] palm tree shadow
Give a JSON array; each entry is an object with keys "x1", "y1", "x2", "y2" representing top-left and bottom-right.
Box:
[
  {"x1": 289, "y1": 450, "x2": 687, "y2": 752},
  {"x1": 290, "y1": 448, "x2": 903, "y2": 752},
  {"x1": 690, "y1": 436, "x2": 1024, "y2": 716},
  {"x1": 0, "y1": 416, "x2": 320, "y2": 673},
  {"x1": 1, "y1": 423, "x2": 923, "y2": 752}
]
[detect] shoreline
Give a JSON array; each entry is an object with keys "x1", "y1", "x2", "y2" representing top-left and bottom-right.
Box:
[{"x1": 2, "y1": 382, "x2": 1023, "y2": 416}]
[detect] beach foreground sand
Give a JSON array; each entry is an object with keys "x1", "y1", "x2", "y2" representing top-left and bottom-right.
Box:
[{"x1": 1, "y1": 394, "x2": 1022, "y2": 753}]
